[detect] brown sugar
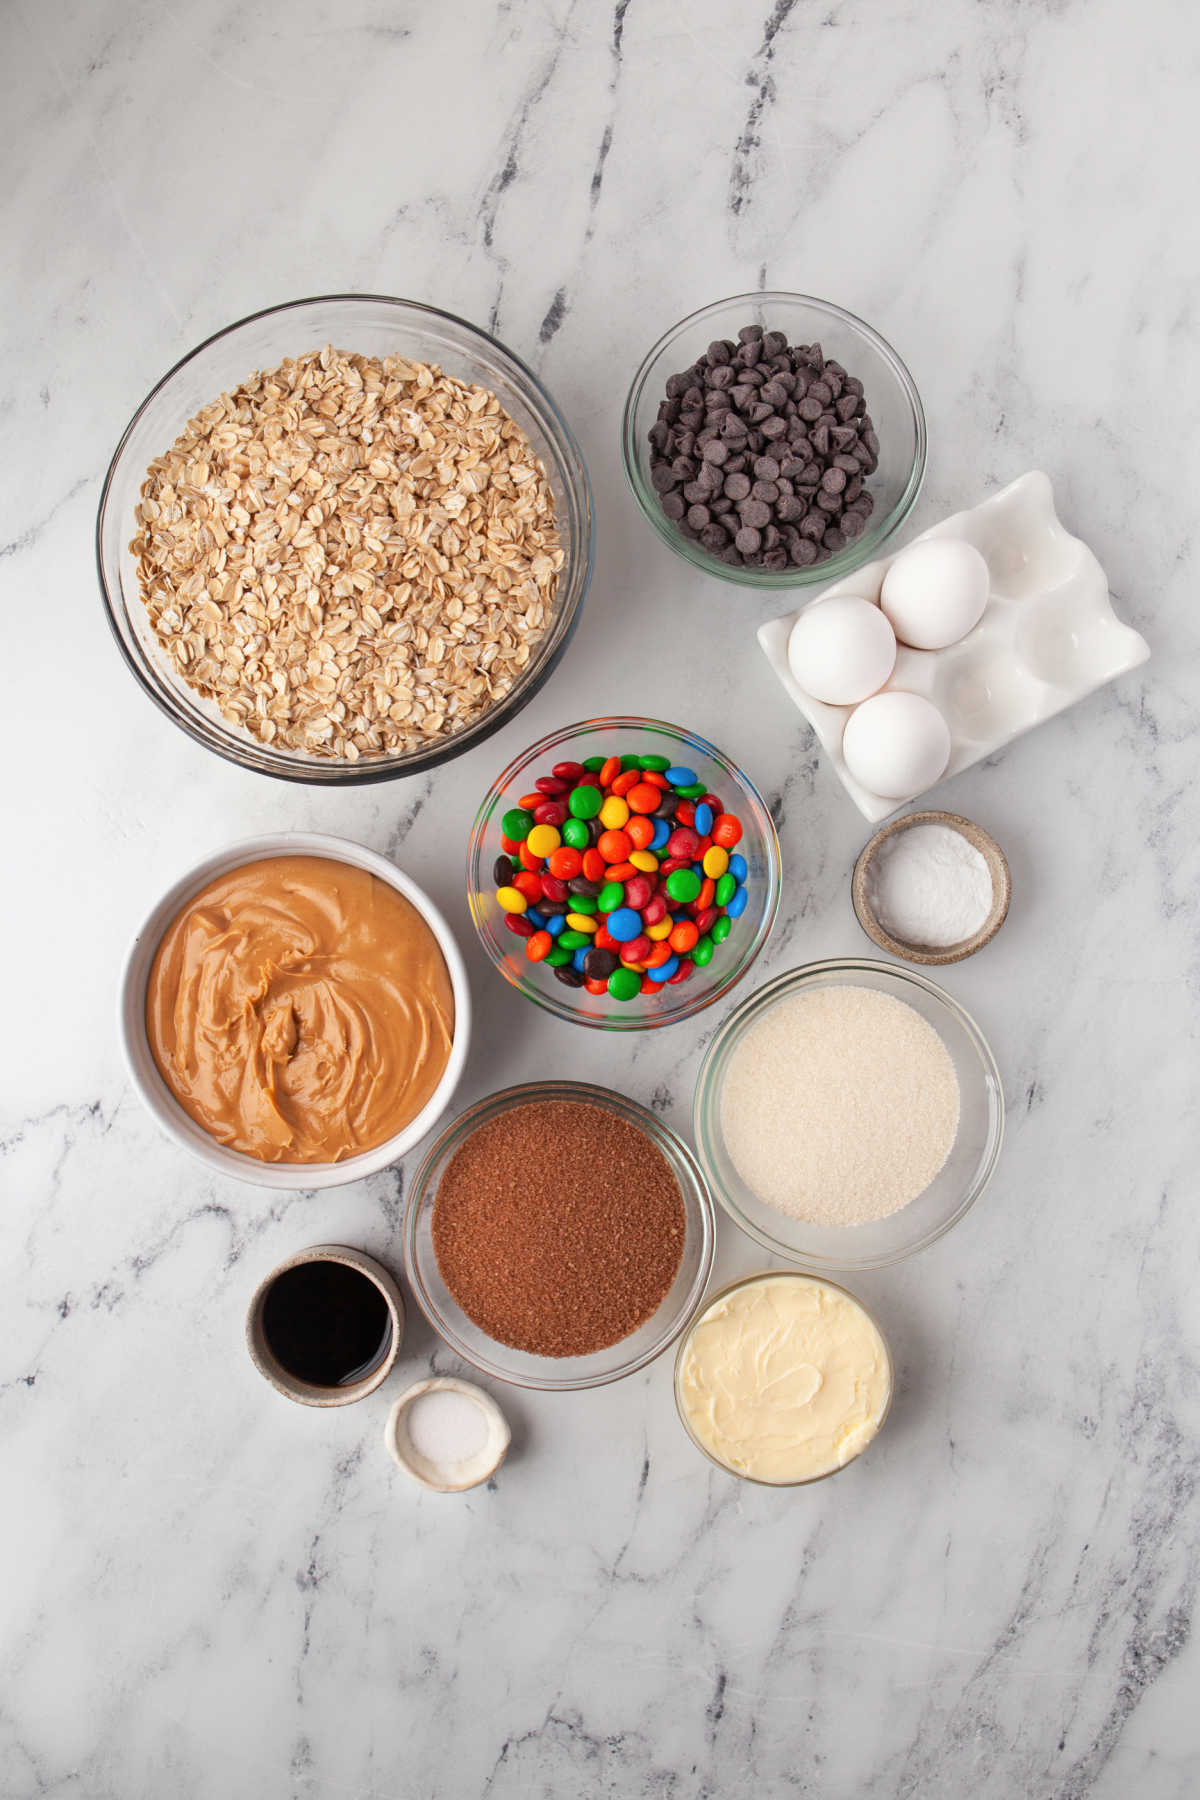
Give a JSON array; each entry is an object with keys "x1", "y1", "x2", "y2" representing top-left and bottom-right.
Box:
[{"x1": 431, "y1": 1099, "x2": 686, "y2": 1357}]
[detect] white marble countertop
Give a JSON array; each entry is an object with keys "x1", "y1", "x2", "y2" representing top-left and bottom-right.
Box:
[{"x1": 4, "y1": 1, "x2": 1198, "y2": 1795}]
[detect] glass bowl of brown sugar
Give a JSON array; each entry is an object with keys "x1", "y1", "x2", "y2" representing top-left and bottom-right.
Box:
[{"x1": 404, "y1": 1081, "x2": 716, "y2": 1390}]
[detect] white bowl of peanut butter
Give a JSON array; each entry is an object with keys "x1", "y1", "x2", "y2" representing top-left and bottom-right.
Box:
[{"x1": 120, "y1": 834, "x2": 470, "y2": 1187}]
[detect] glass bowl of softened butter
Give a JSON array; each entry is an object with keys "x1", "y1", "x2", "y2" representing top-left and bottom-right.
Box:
[{"x1": 674, "y1": 1270, "x2": 893, "y2": 1486}]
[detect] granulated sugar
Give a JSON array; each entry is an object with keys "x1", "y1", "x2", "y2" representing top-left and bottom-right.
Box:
[{"x1": 720, "y1": 986, "x2": 960, "y2": 1226}]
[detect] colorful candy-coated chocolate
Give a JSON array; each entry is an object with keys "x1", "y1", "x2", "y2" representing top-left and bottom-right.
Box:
[
  {"x1": 488, "y1": 746, "x2": 752, "y2": 1002},
  {"x1": 607, "y1": 907, "x2": 643, "y2": 943}
]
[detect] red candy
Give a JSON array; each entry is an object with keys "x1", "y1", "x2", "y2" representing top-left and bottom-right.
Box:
[
  {"x1": 642, "y1": 894, "x2": 667, "y2": 927},
  {"x1": 536, "y1": 775, "x2": 568, "y2": 796},
  {"x1": 504, "y1": 914, "x2": 534, "y2": 938},
  {"x1": 623, "y1": 874, "x2": 653, "y2": 912},
  {"x1": 667, "y1": 826, "x2": 701, "y2": 859},
  {"x1": 533, "y1": 800, "x2": 567, "y2": 826},
  {"x1": 553, "y1": 760, "x2": 585, "y2": 782},
  {"x1": 540, "y1": 874, "x2": 569, "y2": 904},
  {"x1": 619, "y1": 934, "x2": 652, "y2": 964}
]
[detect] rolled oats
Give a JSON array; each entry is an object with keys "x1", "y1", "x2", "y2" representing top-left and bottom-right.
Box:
[{"x1": 131, "y1": 348, "x2": 565, "y2": 760}]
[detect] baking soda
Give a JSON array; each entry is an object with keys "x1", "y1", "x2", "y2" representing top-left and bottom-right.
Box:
[
  {"x1": 720, "y1": 986, "x2": 960, "y2": 1226},
  {"x1": 866, "y1": 824, "x2": 993, "y2": 948}
]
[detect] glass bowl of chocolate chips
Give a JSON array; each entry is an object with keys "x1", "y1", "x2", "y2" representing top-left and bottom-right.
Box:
[{"x1": 622, "y1": 292, "x2": 926, "y2": 588}]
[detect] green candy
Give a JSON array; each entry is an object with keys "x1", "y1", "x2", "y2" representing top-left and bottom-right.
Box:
[
  {"x1": 561, "y1": 816, "x2": 590, "y2": 850},
  {"x1": 665, "y1": 867, "x2": 702, "y2": 904},
  {"x1": 568, "y1": 897, "x2": 598, "y2": 918},
  {"x1": 715, "y1": 871, "x2": 737, "y2": 907},
  {"x1": 597, "y1": 881, "x2": 625, "y2": 912},
  {"x1": 568, "y1": 783, "x2": 603, "y2": 820},
  {"x1": 711, "y1": 915, "x2": 732, "y2": 944},
  {"x1": 545, "y1": 945, "x2": 573, "y2": 967},
  {"x1": 607, "y1": 967, "x2": 642, "y2": 1001},
  {"x1": 501, "y1": 806, "x2": 534, "y2": 840},
  {"x1": 582, "y1": 755, "x2": 606, "y2": 773},
  {"x1": 558, "y1": 930, "x2": 591, "y2": 950},
  {"x1": 691, "y1": 935, "x2": 715, "y2": 968},
  {"x1": 673, "y1": 781, "x2": 707, "y2": 799},
  {"x1": 619, "y1": 754, "x2": 641, "y2": 771},
  {"x1": 639, "y1": 753, "x2": 671, "y2": 772}
]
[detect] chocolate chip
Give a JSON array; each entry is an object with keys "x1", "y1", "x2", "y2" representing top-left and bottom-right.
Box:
[
  {"x1": 841, "y1": 510, "x2": 865, "y2": 538},
  {"x1": 752, "y1": 480, "x2": 779, "y2": 503},
  {"x1": 800, "y1": 511, "x2": 826, "y2": 540},
  {"x1": 739, "y1": 498, "x2": 772, "y2": 529},
  {"x1": 777, "y1": 495, "x2": 805, "y2": 523},
  {"x1": 835, "y1": 394, "x2": 861, "y2": 424},
  {"x1": 682, "y1": 481, "x2": 707, "y2": 503},
  {"x1": 738, "y1": 324, "x2": 763, "y2": 343},
  {"x1": 760, "y1": 380, "x2": 788, "y2": 407},
  {"x1": 798, "y1": 395, "x2": 823, "y2": 422},
  {"x1": 701, "y1": 522, "x2": 728, "y2": 552},
  {"x1": 686, "y1": 503, "x2": 710, "y2": 529},
  {"x1": 821, "y1": 467, "x2": 847, "y2": 495},
  {"x1": 706, "y1": 340, "x2": 732, "y2": 365},
  {"x1": 754, "y1": 455, "x2": 781, "y2": 480},
  {"x1": 723, "y1": 472, "x2": 751, "y2": 501},
  {"x1": 763, "y1": 548, "x2": 789, "y2": 570},
  {"x1": 822, "y1": 528, "x2": 846, "y2": 552},
  {"x1": 790, "y1": 537, "x2": 818, "y2": 566},
  {"x1": 701, "y1": 438, "x2": 729, "y2": 465},
  {"x1": 735, "y1": 525, "x2": 762, "y2": 554},
  {"x1": 661, "y1": 492, "x2": 685, "y2": 521},
  {"x1": 809, "y1": 423, "x2": 831, "y2": 458},
  {"x1": 650, "y1": 463, "x2": 676, "y2": 492}
]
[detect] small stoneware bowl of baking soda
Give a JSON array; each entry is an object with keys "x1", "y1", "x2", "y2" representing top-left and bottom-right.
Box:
[
  {"x1": 693, "y1": 959, "x2": 1004, "y2": 1271},
  {"x1": 852, "y1": 810, "x2": 1011, "y2": 966}
]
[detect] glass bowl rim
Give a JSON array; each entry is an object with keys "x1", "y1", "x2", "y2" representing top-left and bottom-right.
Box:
[
  {"x1": 95, "y1": 291, "x2": 595, "y2": 786},
  {"x1": 672, "y1": 1267, "x2": 895, "y2": 1486},
  {"x1": 621, "y1": 289, "x2": 927, "y2": 589},
  {"x1": 465, "y1": 715, "x2": 783, "y2": 1031},
  {"x1": 403, "y1": 1078, "x2": 717, "y2": 1390},
  {"x1": 692, "y1": 956, "x2": 1005, "y2": 1270}
]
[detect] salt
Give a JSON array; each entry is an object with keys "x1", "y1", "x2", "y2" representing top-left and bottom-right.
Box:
[
  {"x1": 866, "y1": 823, "x2": 993, "y2": 948},
  {"x1": 406, "y1": 1388, "x2": 489, "y2": 1467}
]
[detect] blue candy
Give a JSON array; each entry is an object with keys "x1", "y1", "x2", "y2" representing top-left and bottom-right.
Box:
[
  {"x1": 647, "y1": 953, "x2": 679, "y2": 983},
  {"x1": 650, "y1": 816, "x2": 671, "y2": 852},
  {"x1": 729, "y1": 852, "x2": 748, "y2": 882},
  {"x1": 607, "y1": 906, "x2": 643, "y2": 943},
  {"x1": 525, "y1": 907, "x2": 546, "y2": 929},
  {"x1": 572, "y1": 947, "x2": 589, "y2": 972},
  {"x1": 725, "y1": 884, "x2": 749, "y2": 919},
  {"x1": 544, "y1": 913, "x2": 565, "y2": 937},
  {"x1": 665, "y1": 765, "x2": 697, "y2": 787},
  {"x1": 693, "y1": 802, "x2": 713, "y2": 836}
]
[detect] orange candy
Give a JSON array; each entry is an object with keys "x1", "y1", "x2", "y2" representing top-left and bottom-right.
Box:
[
  {"x1": 625, "y1": 814, "x2": 655, "y2": 850},
  {"x1": 525, "y1": 930, "x2": 553, "y2": 962},
  {"x1": 518, "y1": 841, "x2": 542, "y2": 872},
  {"x1": 669, "y1": 921, "x2": 699, "y2": 954},
  {"x1": 611, "y1": 769, "x2": 641, "y2": 797},
  {"x1": 599, "y1": 755, "x2": 622, "y2": 787},
  {"x1": 584, "y1": 977, "x2": 609, "y2": 995},
  {"x1": 581, "y1": 847, "x2": 606, "y2": 883},
  {"x1": 597, "y1": 828, "x2": 632, "y2": 864},
  {"x1": 696, "y1": 876, "x2": 716, "y2": 911},
  {"x1": 625, "y1": 781, "x2": 661, "y2": 813},
  {"x1": 604, "y1": 861, "x2": 637, "y2": 883},
  {"x1": 644, "y1": 941, "x2": 672, "y2": 970},
  {"x1": 712, "y1": 813, "x2": 743, "y2": 848},
  {"x1": 547, "y1": 846, "x2": 583, "y2": 880}
]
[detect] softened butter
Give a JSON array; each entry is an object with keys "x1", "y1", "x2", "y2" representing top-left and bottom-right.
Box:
[{"x1": 676, "y1": 1273, "x2": 891, "y2": 1483}]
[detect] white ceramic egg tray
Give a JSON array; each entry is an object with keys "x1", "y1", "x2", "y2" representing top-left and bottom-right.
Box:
[{"x1": 756, "y1": 470, "x2": 1150, "y2": 822}]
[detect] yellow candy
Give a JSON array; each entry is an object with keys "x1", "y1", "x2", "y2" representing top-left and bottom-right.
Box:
[
  {"x1": 565, "y1": 912, "x2": 598, "y2": 934},
  {"x1": 629, "y1": 849, "x2": 658, "y2": 873},
  {"x1": 495, "y1": 885, "x2": 527, "y2": 914},
  {"x1": 646, "y1": 918, "x2": 673, "y2": 941},
  {"x1": 598, "y1": 795, "x2": 630, "y2": 830},
  {"x1": 526, "y1": 823, "x2": 561, "y2": 859},
  {"x1": 703, "y1": 845, "x2": 730, "y2": 879}
]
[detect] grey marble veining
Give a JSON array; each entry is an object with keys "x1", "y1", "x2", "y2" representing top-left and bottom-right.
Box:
[{"x1": 2, "y1": 0, "x2": 1198, "y2": 1795}]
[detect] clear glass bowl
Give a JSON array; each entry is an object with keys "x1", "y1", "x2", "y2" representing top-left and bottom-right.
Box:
[
  {"x1": 622, "y1": 292, "x2": 926, "y2": 590},
  {"x1": 404, "y1": 1081, "x2": 716, "y2": 1390},
  {"x1": 96, "y1": 294, "x2": 594, "y2": 784},
  {"x1": 466, "y1": 717, "x2": 782, "y2": 1030},
  {"x1": 693, "y1": 959, "x2": 1004, "y2": 1269},
  {"x1": 673, "y1": 1271, "x2": 894, "y2": 1486}
]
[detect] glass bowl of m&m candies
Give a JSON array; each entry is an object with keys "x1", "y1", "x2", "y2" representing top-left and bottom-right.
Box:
[{"x1": 467, "y1": 718, "x2": 781, "y2": 1029}]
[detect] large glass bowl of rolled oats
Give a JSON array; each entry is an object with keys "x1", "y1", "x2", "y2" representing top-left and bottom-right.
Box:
[{"x1": 97, "y1": 295, "x2": 594, "y2": 782}]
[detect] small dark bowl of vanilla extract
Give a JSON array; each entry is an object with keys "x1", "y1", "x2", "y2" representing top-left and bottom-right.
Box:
[{"x1": 246, "y1": 1246, "x2": 404, "y2": 1406}]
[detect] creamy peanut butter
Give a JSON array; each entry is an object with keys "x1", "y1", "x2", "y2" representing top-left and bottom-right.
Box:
[
  {"x1": 677, "y1": 1274, "x2": 891, "y2": 1484},
  {"x1": 146, "y1": 855, "x2": 454, "y2": 1163}
]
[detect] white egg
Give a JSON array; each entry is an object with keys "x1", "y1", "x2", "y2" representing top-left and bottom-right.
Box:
[
  {"x1": 787, "y1": 595, "x2": 897, "y2": 706},
  {"x1": 841, "y1": 691, "x2": 951, "y2": 800},
  {"x1": 880, "y1": 538, "x2": 990, "y2": 650}
]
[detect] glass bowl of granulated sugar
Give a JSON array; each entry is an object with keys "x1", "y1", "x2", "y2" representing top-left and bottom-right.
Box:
[{"x1": 693, "y1": 959, "x2": 1004, "y2": 1271}]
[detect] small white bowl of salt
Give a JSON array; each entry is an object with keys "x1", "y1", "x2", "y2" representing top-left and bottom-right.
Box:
[
  {"x1": 385, "y1": 1377, "x2": 511, "y2": 1493},
  {"x1": 852, "y1": 810, "x2": 1011, "y2": 967}
]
